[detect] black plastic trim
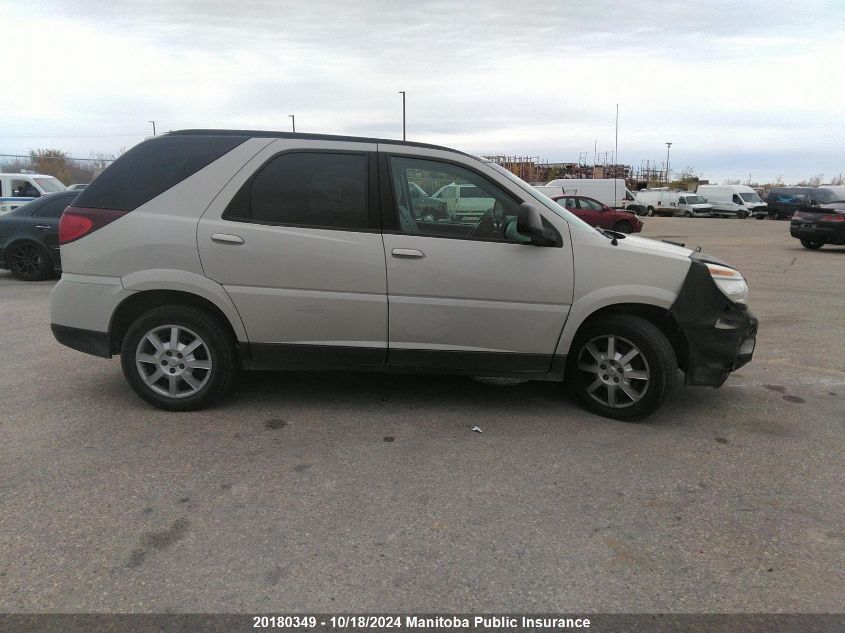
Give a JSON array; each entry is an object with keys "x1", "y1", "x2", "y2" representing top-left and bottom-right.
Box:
[
  {"x1": 669, "y1": 258, "x2": 757, "y2": 386},
  {"x1": 51, "y1": 324, "x2": 111, "y2": 358}
]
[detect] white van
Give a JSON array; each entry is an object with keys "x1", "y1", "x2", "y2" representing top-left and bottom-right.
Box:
[
  {"x1": 50, "y1": 129, "x2": 757, "y2": 421},
  {"x1": 544, "y1": 178, "x2": 635, "y2": 209},
  {"x1": 696, "y1": 185, "x2": 766, "y2": 219},
  {"x1": 0, "y1": 173, "x2": 67, "y2": 214},
  {"x1": 635, "y1": 189, "x2": 713, "y2": 217}
]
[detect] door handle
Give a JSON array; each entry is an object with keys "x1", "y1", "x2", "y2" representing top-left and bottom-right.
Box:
[
  {"x1": 391, "y1": 248, "x2": 425, "y2": 259},
  {"x1": 211, "y1": 233, "x2": 244, "y2": 244},
  {"x1": 35, "y1": 225, "x2": 52, "y2": 230}
]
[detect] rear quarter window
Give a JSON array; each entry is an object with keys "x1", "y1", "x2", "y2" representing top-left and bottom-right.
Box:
[{"x1": 72, "y1": 135, "x2": 247, "y2": 211}]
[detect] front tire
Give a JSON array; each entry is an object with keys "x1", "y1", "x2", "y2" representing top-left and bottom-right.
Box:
[
  {"x1": 566, "y1": 315, "x2": 678, "y2": 421},
  {"x1": 120, "y1": 305, "x2": 237, "y2": 411},
  {"x1": 612, "y1": 220, "x2": 633, "y2": 234},
  {"x1": 683, "y1": 210, "x2": 692, "y2": 218},
  {"x1": 7, "y1": 242, "x2": 53, "y2": 281},
  {"x1": 737, "y1": 210, "x2": 748, "y2": 219},
  {"x1": 800, "y1": 239, "x2": 824, "y2": 250}
]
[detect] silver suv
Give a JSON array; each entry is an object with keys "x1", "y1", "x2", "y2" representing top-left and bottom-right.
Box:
[{"x1": 50, "y1": 130, "x2": 757, "y2": 420}]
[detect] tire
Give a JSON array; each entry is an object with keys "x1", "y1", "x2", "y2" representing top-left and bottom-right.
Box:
[
  {"x1": 683, "y1": 211, "x2": 692, "y2": 218},
  {"x1": 737, "y1": 210, "x2": 748, "y2": 219},
  {"x1": 566, "y1": 314, "x2": 678, "y2": 421},
  {"x1": 120, "y1": 305, "x2": 237, "y2": 411},
  {"x1": 800, "y1": 239, "x2": 824, "y2": 250},
  {"x1": 756, "y1": 213, "x2": 765, "y2": 220},
  {"x1": 612, "y1": 220, "x2": 633, "y2": 234},
  {"x1": 7, "y1": 241, "x2": 53, "y2": 281},
  {"x1": 646, "y1": 207, "x2": 655, "y2": 217}
]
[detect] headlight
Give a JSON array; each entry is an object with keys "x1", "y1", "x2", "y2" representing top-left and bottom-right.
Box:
[{"x1": 706, "y1": 263, "x2": 748, "y2": 304}]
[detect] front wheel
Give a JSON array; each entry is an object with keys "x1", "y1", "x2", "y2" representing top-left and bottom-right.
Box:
[
  {"x1": 800, "y1": 239, "x2": 824, "y2": 250},
  {"x1": 7, "y1": 242, "x2": 53, "y2": 281},
  {"x1": 120, "y1": 305, "x2": 237, "y2": 411},
  {"x1": 612, "y1": 220, "x2": 633, "y2": 234},
  {"x1": 737, "y1": 210, "x2": 748, "y2": 219},
  {"x1": 683, "y1": 210, "x2": 692, "y2": 218},
  {"x1": 566, "y1": 315, "x2": 678, "y2": 421}
]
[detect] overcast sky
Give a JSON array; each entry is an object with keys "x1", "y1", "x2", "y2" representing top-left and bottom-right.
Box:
[{"x1": 2, "y1": 0, "x2": 843, "y2": 184}]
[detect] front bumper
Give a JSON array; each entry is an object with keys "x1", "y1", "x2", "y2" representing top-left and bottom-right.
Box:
[{"x1": 669, "y1": 256, "x2": 758, "y2": 387}]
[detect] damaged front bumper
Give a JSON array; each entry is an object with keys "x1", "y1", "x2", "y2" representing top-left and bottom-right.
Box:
[{"x1": 669, "y1": 254, "x2": 758, "y2": 387}]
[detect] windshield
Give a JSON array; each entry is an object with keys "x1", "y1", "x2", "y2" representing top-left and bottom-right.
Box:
[
  {"x1": 485, "y1": 162, "x2": 595, "y2": 233},
  {"x1": 685, "y1": 195, "x2": 706, "y2": 204},
  {"x1": 34, "y1": 177, "x2": 66, "y2": 193},
  {"x1": 739, "y1": 192, "x2": 762, "y2": 204}
]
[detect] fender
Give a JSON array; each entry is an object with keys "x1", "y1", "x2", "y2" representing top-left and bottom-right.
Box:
[{"x1": 555, "y1": 284, "x2": 678, "y2": 356}]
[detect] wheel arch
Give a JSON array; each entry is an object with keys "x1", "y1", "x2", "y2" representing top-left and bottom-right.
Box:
[
  {"x1": 559, "y1": 301, "x2": 688, "y2": 373},
  {"x1": 109, "y1": 289, "x2": 244, "y2": 356}
]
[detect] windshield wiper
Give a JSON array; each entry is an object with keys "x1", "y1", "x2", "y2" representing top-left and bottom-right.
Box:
[{"x1": 596, "y1": 227, "x2": 626, "y2": 245}]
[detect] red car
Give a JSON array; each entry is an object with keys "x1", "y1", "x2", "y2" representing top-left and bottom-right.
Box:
[{"x1": 552, "y1": 194, "x2": 643, "y2": 233}]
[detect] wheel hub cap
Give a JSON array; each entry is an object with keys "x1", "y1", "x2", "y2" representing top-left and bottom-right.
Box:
[
  {"x1": 135, "y1": 325, "x2": 212, "y2": 399},
  {"x1": 577, "y1": 335, "x2": 651, "y2": 409}
]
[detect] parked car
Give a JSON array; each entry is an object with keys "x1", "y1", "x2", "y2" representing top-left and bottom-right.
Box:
[
  {"x1": 766, "y1": 187, "x2": 843, "y2": 220},
  {"x1": 0, "y1": 190, "x2": 78, "y2": 280},
  {"x1": 543, "y1": 178, "x2": 635, "y2": 209},
  {"x1": 696, "y1": 185, "x2": 767, "y2": 219},
  {"x1": 0, "y1": 173, "x2": 67, "y2": 214},
  {"x1": 634, "y1": 189, "x2": 713, "y2": 217},
  {"x1": 430, "y1": 182, "x2": 494, "y2": 220},
  {"x1": 66, "y1": 183, "x2": 89, "y2": 191},
  {"x1": 551, "y1": 194, "x2": 643, "y2": 233},
  {"x1": 789, "y1": 201, "x2": 845, "y2": 249},
  {"x1": 50, "y1": 129, "x2": 756, "y2": 421}
]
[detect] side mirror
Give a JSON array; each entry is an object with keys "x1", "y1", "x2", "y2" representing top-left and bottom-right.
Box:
[{"x1": 517, "y1": 203, "x2": 555, "y2": 246}]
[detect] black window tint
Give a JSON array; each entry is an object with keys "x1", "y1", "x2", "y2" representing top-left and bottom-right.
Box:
[
  {"x1": 73, "y1": 135, "x2": 247, "y2": 212},
  {"x1": 33, "y1": 195, "x2": 75, "y2": 218},
  {"x1": 230, "y1": 152, "x2": 368, "y2": 230}
]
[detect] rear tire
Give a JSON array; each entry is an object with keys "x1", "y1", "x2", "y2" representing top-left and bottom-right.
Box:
[
  {"x1": 566, "y1": 314, "x2": 678, "y2": 421},
  {"x1": 646, "y1": 207, "x2": 655, "y2": 216},
  {"x1": 7, "y1": 241, "x2": 53, "y2": 281},
  {"x1": 120, "y1": 305, "x2": 237, "y2": 411},
  {"x1": 612, "y1": 220, "x2": 633, "y2": 234},
  {"x1": 800, "y1": 239, "x2": 824, "y2": 250}
]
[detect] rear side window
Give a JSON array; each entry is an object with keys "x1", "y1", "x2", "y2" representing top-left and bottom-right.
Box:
[
  {"x1": 33, "y1": 195, "x2": 75, "y2": 218},
  {"x1": 73, "y1": 135, "x2": 247, "y2": 211},
  {"x1": 225, "y1": 152, "x2": 369, "y2": 230}
]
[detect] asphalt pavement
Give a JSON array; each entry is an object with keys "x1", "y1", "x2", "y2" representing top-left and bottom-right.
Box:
[{"x1": 0, "y1": 217, "x2": 843, "y2": 612}]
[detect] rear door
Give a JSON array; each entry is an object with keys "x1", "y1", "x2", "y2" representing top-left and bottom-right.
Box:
[
  {"x1": 198, "y1": 139, "x2": 388, "y2": 367},
  {"x1": 380, "y1": 149, "x2": 573, "y2": 373}
]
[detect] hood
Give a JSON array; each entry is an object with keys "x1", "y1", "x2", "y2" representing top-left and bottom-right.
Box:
[{"x1": 615, "y1": 234, "x2": 693, "y2": 260}]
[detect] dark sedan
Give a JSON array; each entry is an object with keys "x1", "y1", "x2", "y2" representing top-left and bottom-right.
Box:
[
  {"x1": 790, "y1": 202, "x2": 845, "y2": 249},
  {"x1": 551, "y1": 194, "x2": 643, "y2": 233},
  {"x1": 0, "y1": 191, "x2": 78, "y2": 280}
]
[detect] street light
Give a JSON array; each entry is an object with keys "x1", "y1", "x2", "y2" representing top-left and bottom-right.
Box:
[
  {"x1": 148, "y1": 120, "x2": 156, "y2": 136},
  {"x1": 665, "y1": 142, "x2": 672, "y2": 183},
  {"x1": 289, "y1": 115, "x2": 296, "y2": 133},
  {"x1": 398, "y1": 91, "x2": 406, "y2": 141}
]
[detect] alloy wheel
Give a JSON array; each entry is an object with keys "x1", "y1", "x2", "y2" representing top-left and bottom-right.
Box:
[
  {"x1": 577, "y1": 334, "x2": 650, "y2": 408},
  {"x1": 10, "y1": 243, "x2": 43, "y2": 277},
  {"x1": 135, "y1": 324, "x2": 213, "y2": 398}
]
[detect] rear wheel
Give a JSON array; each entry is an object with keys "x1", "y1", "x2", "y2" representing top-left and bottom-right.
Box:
[
  {"x1": 566, "y1": 315, "x2": 677, "y2": 421},
  {"x1": 646, "y1": 206, "x2": 655, "y2": 216},
  {"x1": 612, "y1": 220, "x2": 633, "y2": 234},
  {"x1": 800, "y1": 239, "x2": 824, "y2": 250},
  {"x1": 7, "y1": 242, "x2": 53, "y2": 281},
  {"x1": 120, "y1": 305, "x2": 237, "y2": 411}
]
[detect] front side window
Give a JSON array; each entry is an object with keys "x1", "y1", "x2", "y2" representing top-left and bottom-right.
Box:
[
  {"x1": 12, "y1": 179, "x2": 40, "y2": 198},
  {"x1": 389, "y1": 157, "x2": 527, "y2": 242},
  {"x1": 226, "y1": 152, "x2": 369, "y2": 230}
]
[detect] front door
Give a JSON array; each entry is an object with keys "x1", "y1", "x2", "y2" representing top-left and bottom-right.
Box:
[{"x1": 381, "y1": 152, "x2": 574, "y2": 373}]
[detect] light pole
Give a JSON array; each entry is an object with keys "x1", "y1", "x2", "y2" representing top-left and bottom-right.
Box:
[
  {"x1": 148, "y1": 120, "x2": 156, "y2": 135},
  {"x1": 289, "y1": 115, "x2": 296, "y2": 133},
  {"x1": 665, "y1": 142, "x2": 672, "y2": 183},
  {"x1": 398, "y1": 91, "x2": 406, "y2": 141}
]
